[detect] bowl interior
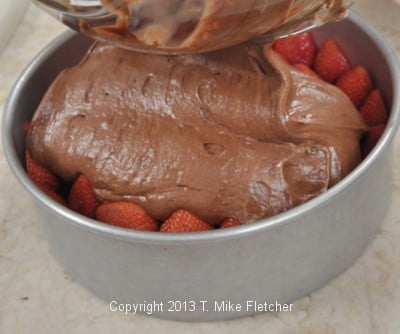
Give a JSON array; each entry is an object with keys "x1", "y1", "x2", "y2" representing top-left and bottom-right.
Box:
[{"x1": 2, "y1": 13, "x2": 399, "y2": 241}]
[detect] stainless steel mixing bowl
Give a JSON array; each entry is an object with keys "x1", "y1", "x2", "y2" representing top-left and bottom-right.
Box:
[{"x1": 2, "y1": 12, "x2": 400, "y2": 321}]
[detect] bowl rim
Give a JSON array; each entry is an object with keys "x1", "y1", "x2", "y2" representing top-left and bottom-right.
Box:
[{"x1": 2, "y1": 11, "x2": 400, "y2": 244}]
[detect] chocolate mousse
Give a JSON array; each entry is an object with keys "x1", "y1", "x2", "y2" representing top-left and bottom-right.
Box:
[
  {"x1": 75, "y1": 0, "x2": 348, "y2": 53},
  {"x1": 96, "y1": 0, "x2": 293, "y2": 50},
  {"x1": 27, "y1": 42, "x2": 367, "y2": 224}
]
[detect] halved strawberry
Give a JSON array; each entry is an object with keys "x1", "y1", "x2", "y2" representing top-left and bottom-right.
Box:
[
  {"x1": 96, "y1": 201, "x2": 158, "y2": 231},
  {"x1": 359, "y1": 89, "x2": 389, "y2": 126},
  {"x1": 219, "y1": 217, "x2": 242, "y2": 229},
  {"x1": 160, "y1": 210, "x2": 213, "y2": 233},
  {"x1": 336, "y1": 66, "x2": 373, "y2": 107},
  {"x1": 314, "y1": 38, "x2": 351, "y2": 82},
  {"x1": 293, "y1": 63, "x2": 321, "y2": 79},
  {"x1": 273, "y1": 32, "x2": 317, "y2": 67},
  {"x1": 41, "y1": 187, "x2": 67, "y2": 206},
  {"x1": 69, "y1": 175, "x2": 100, "y2": 218},
  {"x1": 362, "y1": 124, "x2": 386, "y2": 157},
  {"x1": 26, "y1": 151, "x2": 59, "y2": 191}
]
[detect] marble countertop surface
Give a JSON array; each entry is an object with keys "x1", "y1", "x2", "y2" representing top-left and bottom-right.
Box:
[{"x1": 1, "y1": 1, "x2": 400, "y2": 333}]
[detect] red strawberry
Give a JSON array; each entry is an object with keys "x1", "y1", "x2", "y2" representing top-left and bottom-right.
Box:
[
  {"x1": 336, "y1": 66, "x2": 373, "y2": 107},
  {"x1": 96, "y1": 202, "x2": 158, "y2": 231},
  {"x1": 362, "y1": 124, "x2": 386, "y2": 156},
  {"x1": 26, "y1": 151, "x2": 59, "y2": 191},
  {"x1": 359, "y1": 89, "x2": 389, "y2": 126},
  {"x1": 69, "y1": 175, "x2": 100, "y2": 218},
  {"x1": 23, "y1": 121, "x2": 32, "y2": 135},
  {"x1": 41, "y1": 187, "x2": 67, "y2": 206},
  {"x1": 293, "y1": 63, "x2": 321, "y2": 79},
  {"x1": 273, "y1": 32, "x2": 317, "y2": 67},
  {"x1": 160, "y1": 210, "x2": 213, "y2": 233},
  {"x1": 220, "y1": 217, "x2": 242, "y2": 229},
  {"x1": 314, "y1": 38, "x2": 351, "y2": 82}
]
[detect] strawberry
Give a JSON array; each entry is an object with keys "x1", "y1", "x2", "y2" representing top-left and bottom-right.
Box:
[
  {"x1": 359, "y1": 89, "x2": 389, "y2": 126},
  {"x1": 362, "y1": 124, "x2": 385, "y2": 157},
  {"x1": 336, "y1": 66, "x2": 373, "y2": 107},
  {"x1": 26, "y1": 151, "x2": 59, "y2": 191},
  {"x1": 293, "y1": 63, "x2": 321, "y2": 79},
  {"x1": 69, "y1": 175, "x2": 100, "y2": 218},
  {"x1": 160, "y1": 210, "x2": 213, "y2": 233},
  {"x1": 313, "y1": 38, "x2": 351, "y2": 82},
  {"x1": 96, "y1": 201, "x2": 158, "y2": 231},
  {"x1": 273, "y1": 32, "x2": 317, "y2": 67},
  {"x1": 219, "y1": 217, "x2": 242, "y2": 229},
  {"x1": 41, "y1": 187, "x2": 67, "y2": 206},
  {"x1": 23, "y1": 121, "x2": 32, "y2": 135}
]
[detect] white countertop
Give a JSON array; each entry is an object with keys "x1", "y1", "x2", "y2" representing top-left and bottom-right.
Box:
[
  {"x1": 0, "y1": 0, "x2": 29, "y2": 53},
  {"x1": 1, "y1": 1, "x2": 400, "y2": 333}
]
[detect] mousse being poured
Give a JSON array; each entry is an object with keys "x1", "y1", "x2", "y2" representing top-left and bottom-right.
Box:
[
  {"x1": 27, "y1": 42, "x2": 367, "y2": 224},
  {"x1": 47, "y1": 0, "x2": 350, "y2": 53}
]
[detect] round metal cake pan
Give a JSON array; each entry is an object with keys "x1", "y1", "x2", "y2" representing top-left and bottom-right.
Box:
[{"x1": 2, "y1": 12, "x2": 400, "y2": 321}]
